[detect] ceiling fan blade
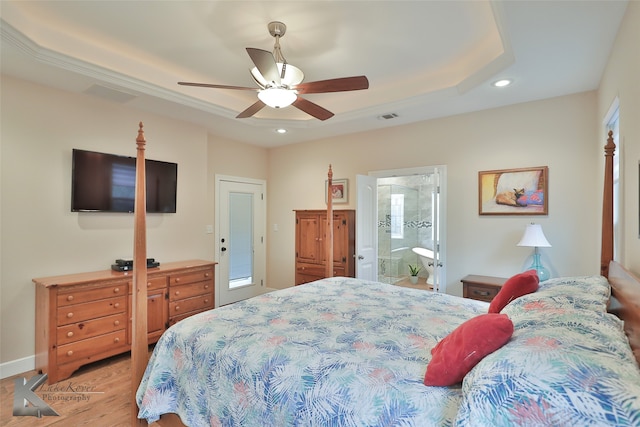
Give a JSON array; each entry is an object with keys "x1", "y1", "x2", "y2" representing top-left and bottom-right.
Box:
[
  {"x1": 178, "y1": 82, "x2": 257, "y2": 91},
  {"x1": 292, "y1": 97, "x2": 334, "y2": 121},
  {"x1": 236, "y1": 100, "x2": 266, "y2": 119},
  {"x1": 294, "y1": 76, "x2": 369, "y2": 94},
  {"x1": 246, "y1": 48, "x2": 281, "y2": 85}
]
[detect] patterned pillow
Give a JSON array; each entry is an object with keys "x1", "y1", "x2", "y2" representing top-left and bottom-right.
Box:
[
  {"x1": 502, "y1": 275, "x2": 611, "y2": 314},
  {"x1": 455, "y1": 308, "x2": 640, "y2": 426}
]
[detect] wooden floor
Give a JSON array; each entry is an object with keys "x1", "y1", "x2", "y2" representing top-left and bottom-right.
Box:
[{"x1": 1, "y1": 351, "x2": 143, "y2": 426}]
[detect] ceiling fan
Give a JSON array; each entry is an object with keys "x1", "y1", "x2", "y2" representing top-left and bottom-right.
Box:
[{"x1": 178, "y1": 21, "x2": 369, "y2": 121}]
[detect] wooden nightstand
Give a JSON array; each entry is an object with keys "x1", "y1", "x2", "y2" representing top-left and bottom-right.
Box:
[{"x1": 461, "y1": 275, "x2": 507, "y2": 302}]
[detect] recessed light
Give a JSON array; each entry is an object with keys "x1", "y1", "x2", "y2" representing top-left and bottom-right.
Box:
[
  {"x1": 493, "y1": 79, "x2": 512, "y2": 88},
  {"x1": 275, "y1": 128, "x2": 287, "y2": 134}
]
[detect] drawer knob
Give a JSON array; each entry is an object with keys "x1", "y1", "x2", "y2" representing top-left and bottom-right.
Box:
[
  {"x1": 67, "y1": 312, "x2": 74, "y2": 319},
  {"x1": 204, "y1": 299, "x2": 209, "y2": 304},
  {"x1": 66, "y1": 295, "x2": 74, "y2": 302},
  {"x1": 175, "y1": 306, "x2": 180, "y2": 311},
  {"x1": 473, "y1": 290, "x2": 490, "y2": 296},
  {"x1": 204, "y1": 285, "x2": 209, "y2": 289},
  {"x1": 114, "y1": 303, "x2": 120, "y2": 309},
  {"x1": 174, "y1": 278, "x2": 180, "y2": 284},
  {"x1": 114, "y1": 320, "x2": 120, "y2": 326},
  {"x1": 66, "y1": 350, "x2": 73, "y2": 357},
  {"x1": 67, "y1": 331, "x2": 74, "y2": 338},
  {"x1": 147, "y1": 282, "x2": 152, "y2": 287},
  {"x1": 204, "y1": 273, "x2": 210, "y2": 278},
  {"x1": 114, "y1": 287, "x2": 120, "y2": 293},
  {"x1": 175, "y1": 291, "x2": 180, "y2": 296},
  {"x1": 114, "y1": 337, "x2": 120, "y2": 343}
]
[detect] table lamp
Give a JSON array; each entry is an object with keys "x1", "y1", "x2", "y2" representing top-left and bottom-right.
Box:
[{"x1": 517, "y1": 223, "x2": 552, "y2": 281}]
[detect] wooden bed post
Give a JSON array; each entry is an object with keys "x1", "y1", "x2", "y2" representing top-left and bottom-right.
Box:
[
  {"x1": 601, "y1": 130, "x2": 615, "y2": 278},
  {"x1": 132, "y1": 122, "x2": 149, "y2": 426},
  {"x1": 326, "y1": 165, "x2": 334, "y2": 278}
]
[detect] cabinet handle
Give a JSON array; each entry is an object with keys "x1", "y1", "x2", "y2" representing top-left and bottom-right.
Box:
[
  {"x1": 67, "y1": 312, "x2": 74, "y2": 319},
  {"x1": 114, "y1": 320, "x2": 120, "y2": 326},
  {"x1": 66, "y1": 350, "x2": 73, "y2": 357},
  {"x1": 66, "y1": 295, "x2": 74, "y2": 302},
  {"x1": 67, "y1": 331, "x2": 74, "y2": 338},
  {"x1": 114, "y1": 337, "x2": 120, "y2": 343},
  {"x1": 473, "y1": 290, "x2": 491, "y2": 296},
  {"x1": 114, "y1": 288, "x2": 120, "y2": 293}
]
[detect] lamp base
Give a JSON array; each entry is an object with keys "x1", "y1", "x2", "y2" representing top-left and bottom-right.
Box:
[{"x1": 527, "y1": 253, "x2": 550, "y2": 281}]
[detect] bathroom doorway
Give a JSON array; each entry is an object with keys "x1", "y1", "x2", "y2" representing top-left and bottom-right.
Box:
[{"x1": 370, "y1": 166, "x2": 446, "y2": 292}]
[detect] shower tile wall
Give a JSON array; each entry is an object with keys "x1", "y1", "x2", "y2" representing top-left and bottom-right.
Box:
[{"x1": 377, "y1": 175, "x2": 434, "y2": 284}]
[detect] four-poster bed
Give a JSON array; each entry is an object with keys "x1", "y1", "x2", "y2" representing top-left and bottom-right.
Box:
[{"x1": 129, "y1": 126, "x2": 640, "y2": 426}]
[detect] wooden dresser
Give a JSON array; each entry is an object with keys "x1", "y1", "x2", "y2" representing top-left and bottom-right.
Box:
[
  {"x1": 33, "y1": 259, "x2": 215, "y2": 383},
  {"x1": 295, "y1": 210, "x2": 355, "y2": 285}
]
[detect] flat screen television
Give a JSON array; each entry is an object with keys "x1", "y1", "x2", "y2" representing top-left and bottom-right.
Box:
[{"x1": 71, "y1": 148, "x2": 177, "y2": 213}]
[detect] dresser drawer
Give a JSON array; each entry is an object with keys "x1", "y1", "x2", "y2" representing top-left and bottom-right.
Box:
[
  {"x1": 146, "y1": 276, "x2": 167, "y2": 290},
  {"x1": 58, "y1": 283, "x2": 127, "y2": 307},
  {"x1": 169, "y1": 268, "x2": 214, "y2": 286},
  {"x1": 169, "y1": 280, "x2": 213, "y2": 302},
  {"x1": 57, "y1": 296, "x2": 127, "y2": 326},
  {"x1": 465, "y1": 284, "x2": 500, "y2": 302},
  {"x1": 56, "y1": 313, "x2": 126, "y2": 345},
  {"x1": 57, "y1": 330, "x2": 127, "y2": 363},
  {"x1": 169, "y1": 294, "x2": 214, "y2": 316}
]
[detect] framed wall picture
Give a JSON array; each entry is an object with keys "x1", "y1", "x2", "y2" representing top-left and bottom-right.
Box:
[
  {"x1": 326, "y1": 178, "x2": 348, "y2": 204},
  {"x1": 478, "y1": 166, "x2": 548, "y2": 215}
]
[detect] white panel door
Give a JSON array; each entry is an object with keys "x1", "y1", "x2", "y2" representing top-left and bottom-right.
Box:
[
  {"x1": 356, "y1": 174, "x2": 378, "y2": 281},
  {"x1": 216, "y1": 176, "x2": 266, "y2": 306}
]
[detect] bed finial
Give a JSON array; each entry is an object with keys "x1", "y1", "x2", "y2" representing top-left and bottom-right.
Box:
[{"x1": 136, "y1": 122, "x2": 146, "y2": 149}]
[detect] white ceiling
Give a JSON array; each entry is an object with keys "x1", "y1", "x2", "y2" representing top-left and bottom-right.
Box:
[{"x1": 0, "y1": 1, "x2": 628, "y2": 147}]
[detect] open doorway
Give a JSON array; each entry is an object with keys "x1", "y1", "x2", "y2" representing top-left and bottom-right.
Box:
[{"x1": 357, "y1": 166, "x2": 447, "y2": 292}]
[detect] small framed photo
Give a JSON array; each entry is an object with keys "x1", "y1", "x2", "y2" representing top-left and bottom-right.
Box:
[
  {"x1": 326, "y1": 178, "x2": 348, "y2": 204},
  {"x1": 479, "y1": 166, "x2": 548, "y2": 215}
]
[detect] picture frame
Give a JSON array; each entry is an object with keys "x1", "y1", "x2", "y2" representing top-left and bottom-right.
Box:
[
  {"x1": 478, "y1": 166, "x2": 548, "y2": 215},
  {"x1": 326, "y1": 178, "x2": 348, "y2": 204}
]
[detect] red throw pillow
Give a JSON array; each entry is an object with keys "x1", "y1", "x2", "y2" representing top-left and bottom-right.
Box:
[
  {"x1": 488, "y1": 270, "x2": 539, "y2": 313},
  {"x1": 424, "y1": 313, "x2": 514, "y2": 386}
]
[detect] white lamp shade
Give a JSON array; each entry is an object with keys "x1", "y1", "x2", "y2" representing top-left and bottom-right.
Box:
[{"x1": 517, "y1": 223, "x2": 551, "y2": 247}]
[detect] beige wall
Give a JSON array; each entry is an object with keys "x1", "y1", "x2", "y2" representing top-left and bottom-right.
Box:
[
  {"x1": 0, "y1": 76, "x2": 268, "y2": 369},
  {"x1": 598, "y1": 0, "x2": 640, "y2": 274},
  {"x1": 267, "y1": 92, "x2": 600, "y2": 293}
]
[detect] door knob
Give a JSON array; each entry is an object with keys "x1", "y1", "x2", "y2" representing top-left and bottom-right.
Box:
[
  {"x1": 221, "y1": 247, "x2": 227, "y2": 252},
  {"x1": 357, "y1": 255, "x2": 364, "y2": 260}
]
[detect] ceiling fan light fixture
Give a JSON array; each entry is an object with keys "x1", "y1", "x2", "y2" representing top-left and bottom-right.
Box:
[{"x1": 258, "y1": 88, "x2": 297, "y2": 108}]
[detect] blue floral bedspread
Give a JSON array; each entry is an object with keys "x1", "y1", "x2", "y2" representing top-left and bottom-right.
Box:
[{"x1": 136, "y1": 277, "x2": 488, "y2": 426}]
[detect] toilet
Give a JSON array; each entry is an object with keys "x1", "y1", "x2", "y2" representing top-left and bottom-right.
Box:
[{"x1": 412, "y1": 247, "x2": 435, "y2": 285}]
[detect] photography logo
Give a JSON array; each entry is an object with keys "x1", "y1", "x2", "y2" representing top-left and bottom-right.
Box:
[{"x1": 13, "y1": 374, "x2": 59, "y2": 417}]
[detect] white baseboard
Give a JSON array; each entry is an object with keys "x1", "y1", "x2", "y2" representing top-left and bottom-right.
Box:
[{"x1": 0, "y1": 355, "x2": 35, "y2": 379}]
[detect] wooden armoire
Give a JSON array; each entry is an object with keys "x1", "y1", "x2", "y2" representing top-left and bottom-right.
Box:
[{"x1": 295, "y1": 209, "x2": 356, "y2": 285}]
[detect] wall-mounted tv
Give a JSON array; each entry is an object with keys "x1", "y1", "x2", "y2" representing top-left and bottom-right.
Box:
[{"x1": 71, "y1": 149, "x2": 177, "y2": 213}]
